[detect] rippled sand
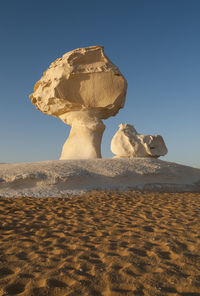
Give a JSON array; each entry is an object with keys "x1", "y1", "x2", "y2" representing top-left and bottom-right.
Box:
[{"x1": 0, "y1": 191, "x2": 200, "y2": 296}]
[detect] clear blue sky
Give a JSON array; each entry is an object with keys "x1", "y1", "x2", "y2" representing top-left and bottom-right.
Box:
[{"x1": 0, "y1": 0, "x2": 200, "y2": 167}]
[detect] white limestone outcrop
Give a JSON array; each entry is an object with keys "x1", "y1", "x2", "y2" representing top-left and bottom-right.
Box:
[
  {"x1": 30, "y1": 46, "x2": 127, "y2": 159},
  {"x1": 1, "y1": 159, "x2": 200, "y2": 197},
  {"x1": 111, "y1": 124, "x2": 168, "y2": 158}
]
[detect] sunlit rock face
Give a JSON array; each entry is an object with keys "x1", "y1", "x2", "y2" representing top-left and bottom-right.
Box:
[
  {"x1": 30, "y1": 46, "x2": 127, "y2": 159},
  {"x1": 111, "y1": 124, "x2": 168, "y2": 158}
]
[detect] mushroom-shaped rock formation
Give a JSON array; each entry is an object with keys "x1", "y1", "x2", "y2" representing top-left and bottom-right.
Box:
[
  {"x1": 30, "y1": 46, "x2": 127, "y2": 159},
  {"x1": 111, "y1": 124, "x2": 168, "y2": 158}
]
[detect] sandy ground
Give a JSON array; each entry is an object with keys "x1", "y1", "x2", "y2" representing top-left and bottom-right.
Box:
[{"x1": 0, "y1": 191, "x2": 200, "y2": 296}]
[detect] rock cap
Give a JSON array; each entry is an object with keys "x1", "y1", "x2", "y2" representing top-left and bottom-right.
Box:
[{"x1": 30, "y1": 46, "x2": 127, "y2": 119}]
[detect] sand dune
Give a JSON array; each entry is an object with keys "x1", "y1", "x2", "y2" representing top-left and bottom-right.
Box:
[{"x1": 0, "y1": 191, "x2": 200, "y2": 295}]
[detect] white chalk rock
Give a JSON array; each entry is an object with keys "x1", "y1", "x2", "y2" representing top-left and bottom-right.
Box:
[
  {"x1": 30, "y1": 46, "x2": 127, "y2": 159},
  {"x1": 59, "y1": 111, "x2": 105, "y2": 159},
  {"x1": 111, "y1": 124, "x2": 168, "y2": 158}
]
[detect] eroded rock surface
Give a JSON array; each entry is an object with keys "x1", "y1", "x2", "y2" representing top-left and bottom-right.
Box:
[
  {"x1": 30, "y1": 46, "x2": 127, "y2": 159},
  {"x1": 30, "y1": 46, "x2": 127, "y2": 120},
  {"x1": 111, "y1": 124, "x2": 168, "y2": 158}
]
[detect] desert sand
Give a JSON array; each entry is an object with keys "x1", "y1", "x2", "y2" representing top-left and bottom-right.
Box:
[{"x1": 0, "y1": 191, "x2": 200, "y2": 296}]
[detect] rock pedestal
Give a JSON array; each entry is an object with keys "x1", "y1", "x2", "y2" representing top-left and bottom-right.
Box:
[{"x1": 59, "y1": 111, "x2": 105, "y2": 159}]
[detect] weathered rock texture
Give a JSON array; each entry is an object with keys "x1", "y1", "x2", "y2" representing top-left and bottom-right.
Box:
[
  {"x1": 30, "y1": 46, "x2": 127, "y2": 159},
  {"x1": 111, "y1": 124, "x2": 168, "y2": 158}
]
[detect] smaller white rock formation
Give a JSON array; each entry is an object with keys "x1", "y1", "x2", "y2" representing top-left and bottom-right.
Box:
[{"x1": 111, "y1": 124, "x2": 168, "y2": 158}]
